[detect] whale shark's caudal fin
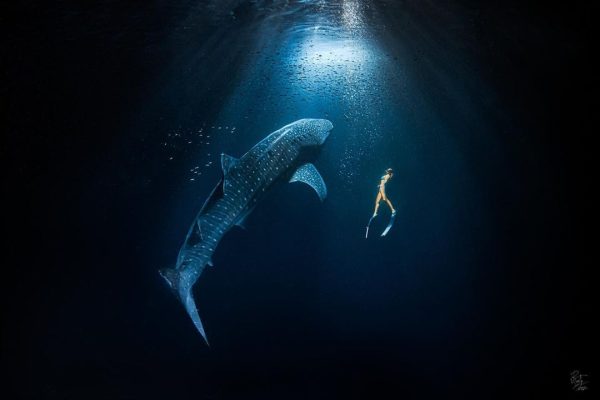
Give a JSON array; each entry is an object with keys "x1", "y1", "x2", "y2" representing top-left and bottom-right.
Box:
[
  {"x1": 159, "y1": 268, "x2": 209, "y2": 345},
  {"x1": 181, "y1": 286, "x2": 209, "y2": 345}
]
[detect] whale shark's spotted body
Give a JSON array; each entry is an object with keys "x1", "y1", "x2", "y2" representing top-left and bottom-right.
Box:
[{"x1": 161, "y1": 118, "x2": 333, "y2": 344}]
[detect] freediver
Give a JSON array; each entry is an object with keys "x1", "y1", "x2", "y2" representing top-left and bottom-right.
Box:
[{"x1": 366, "y1": 168, "x2": 397, "y2": 237}]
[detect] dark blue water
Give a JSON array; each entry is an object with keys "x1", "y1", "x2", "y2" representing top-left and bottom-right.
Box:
[{"x1": 4, "y1": 1, "x2": 594, "y2": 398}]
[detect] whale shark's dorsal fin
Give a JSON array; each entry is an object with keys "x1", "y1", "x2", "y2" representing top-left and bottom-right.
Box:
[
  {"x1": 221, "y1": 153, "x2": 238, "y2": 175},
  {"x1": 289, "y1": 163, "x2": 327, "y2": 201},
  {"x1": 197, "y1": 178, "x2": 224, "y2": 218}
]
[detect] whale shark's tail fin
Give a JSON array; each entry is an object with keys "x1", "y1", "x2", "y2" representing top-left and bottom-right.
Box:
[{"x1": 159, "y1": 268, "x2": 209, "y2": 345}]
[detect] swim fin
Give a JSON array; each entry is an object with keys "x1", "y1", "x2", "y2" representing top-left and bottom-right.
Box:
[
  {"x1": 380, "y1": 211, "x2": 397, "y2": 237},
  {"x1": 365, "y1": 213, "x2": 377, "y2": 238}
]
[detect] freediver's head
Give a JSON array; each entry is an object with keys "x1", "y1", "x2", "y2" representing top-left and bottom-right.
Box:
[{"x1": 386, "y1": 168, "x2": 393, "y2": 178}]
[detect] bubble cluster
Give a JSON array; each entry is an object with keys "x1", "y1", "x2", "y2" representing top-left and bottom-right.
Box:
[{"x1": 162, "y1": 0, "x2": 406, "y2": 189}]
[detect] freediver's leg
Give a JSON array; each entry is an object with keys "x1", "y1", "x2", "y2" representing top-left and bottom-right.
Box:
[
  {"x1": 367, "y1": 192, "x2": 383, "y2": 238},
  {"x1": 385, "y1": 198, "x2": 396, "y2": 214},
  {"x1": 373, "y1": 192, "x2": 382, "y2": 216},
  {"x1": 379, "y1": 195, "x2": 397, "y2": 236}
]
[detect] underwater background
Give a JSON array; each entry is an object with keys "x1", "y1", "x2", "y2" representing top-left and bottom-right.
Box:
[{"x1": 4, "y1": 1, "x2": 595, "y2": 398}]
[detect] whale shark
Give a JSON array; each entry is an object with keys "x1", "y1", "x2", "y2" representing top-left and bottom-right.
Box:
[{"x1": 160, "y1": 118, "x2": 333, "y2": 344}]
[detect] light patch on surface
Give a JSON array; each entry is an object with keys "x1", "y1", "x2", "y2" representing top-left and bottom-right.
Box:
[{"x1": 299, "y1": 38, "x2": 371, "y2": 70}]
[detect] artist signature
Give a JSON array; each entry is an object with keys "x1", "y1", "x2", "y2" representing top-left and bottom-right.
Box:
[{"x1": 570, "y1": 370, "x2": 589, "y2": 392}]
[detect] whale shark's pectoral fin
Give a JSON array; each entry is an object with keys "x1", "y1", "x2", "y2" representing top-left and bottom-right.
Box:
[
  {"x1": 289, "y1": 163, "x2": 327, "y2": 201},
  {"x1": 221, "y1": 153, "x2": 239, "y2": 175}
]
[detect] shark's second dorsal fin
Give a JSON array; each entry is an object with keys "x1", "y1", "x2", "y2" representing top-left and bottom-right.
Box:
[
  {"x1": 234, "y1": 205, "x2": 256, "y2": 230},
  {"x1": 221, "y1": 153, "x2": 238, "y2": 175},
  {"x1": 289, "y1": 163, "x2": 327, "y2": 202}
]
